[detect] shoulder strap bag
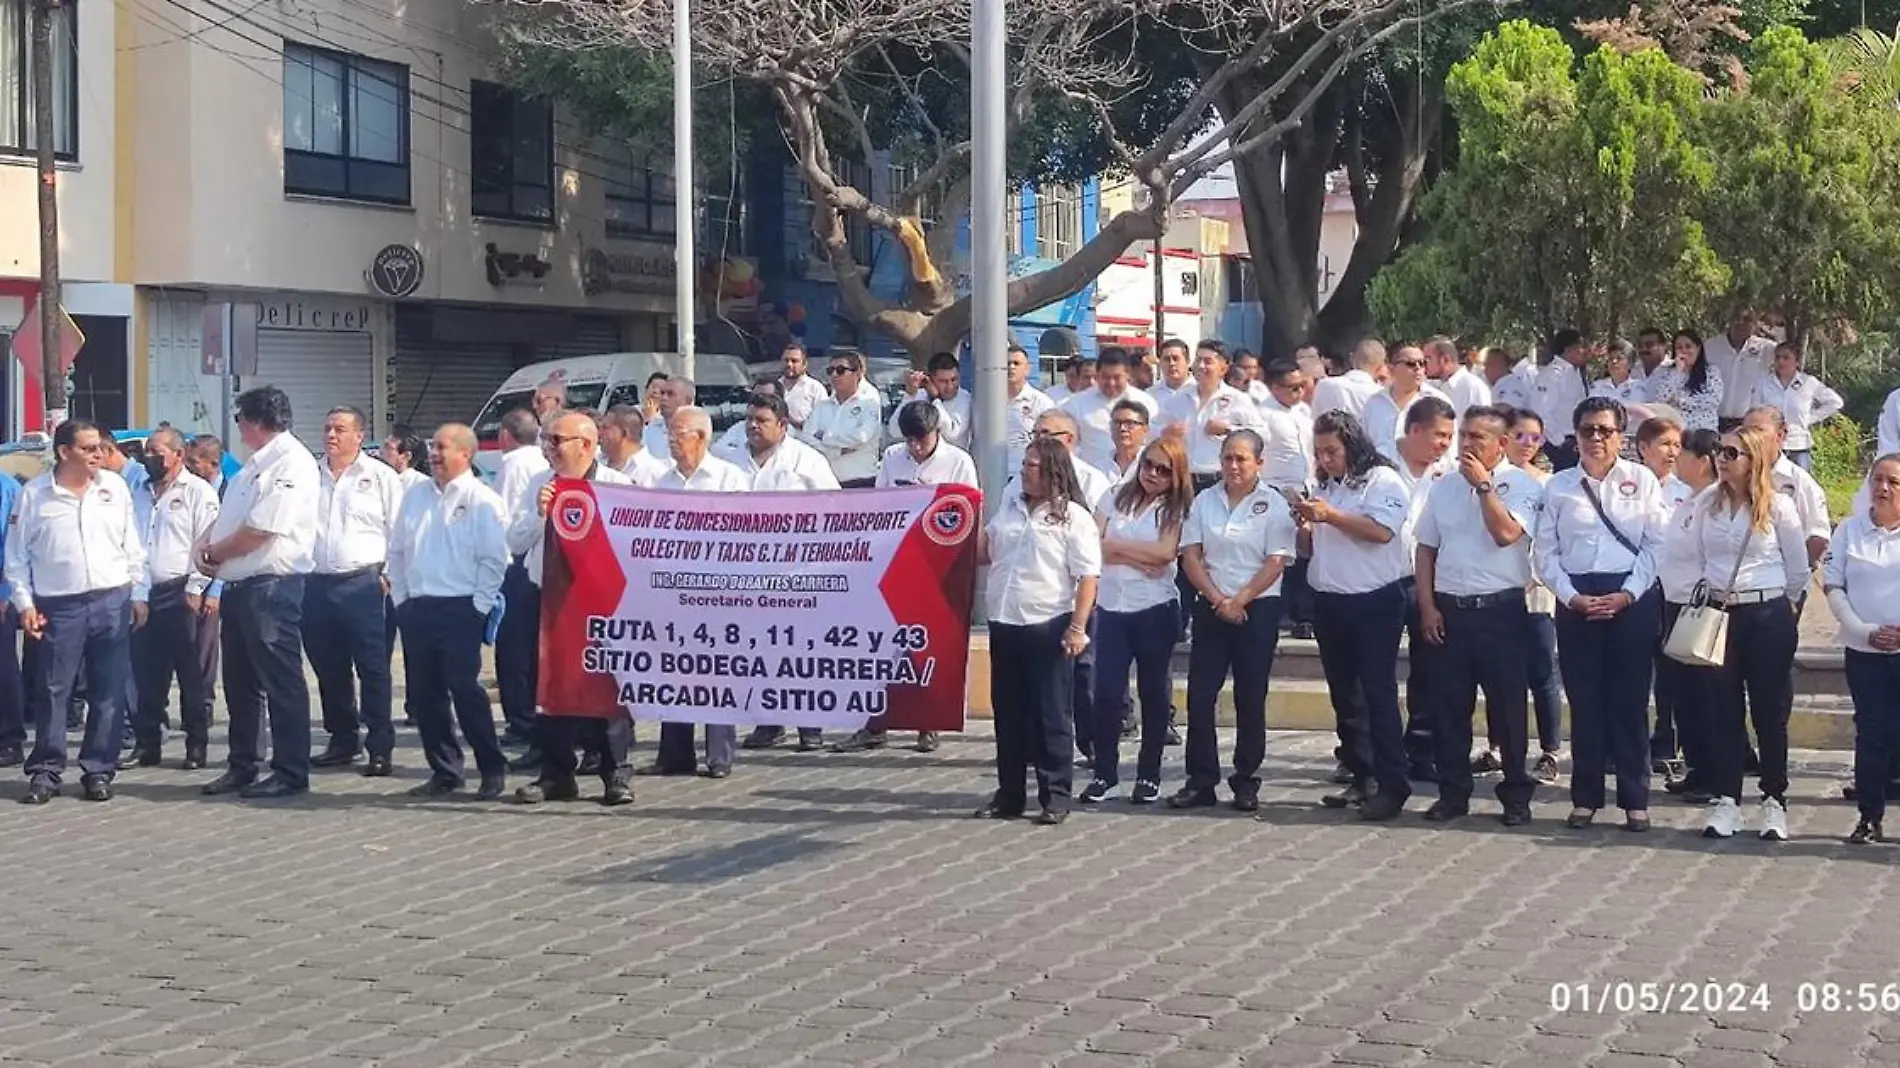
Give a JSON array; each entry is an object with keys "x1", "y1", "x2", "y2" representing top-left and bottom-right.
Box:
[
  {"x1": 1578, "y1": 475, "x2": 1641, "y2": 557},
  {"x1": 1663, "y1": 510, "x2": 1754, "y2": 668}
]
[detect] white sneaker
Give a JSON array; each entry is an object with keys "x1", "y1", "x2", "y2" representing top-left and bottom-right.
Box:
[
  {"x1": 1703, "y1": 797, "x2": 1743, "y2": 839},
  {"x1": 1759, "y1": 797, "x2": 1788, "y2": 841}
]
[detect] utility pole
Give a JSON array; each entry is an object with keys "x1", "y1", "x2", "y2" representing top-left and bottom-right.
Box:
[
  {"x1": 971, "y1": 0, "x2": 1006, "y2": 518},
  {"x1": 32, "y1": 0, "x2": 67, "y2": 430},
  {"x1": 672, "y1": 0, "x2": 695, "y2": 379},
  {"x1": 1150, "y1": 235, "x2": 1165, "y2": 356}
]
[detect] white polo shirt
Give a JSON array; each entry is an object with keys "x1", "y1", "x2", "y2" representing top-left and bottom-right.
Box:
[
  {"x1": 1705, "y1": 331, "x2": 1777, "y2": 420},
  {"x1": 1771, "y1": 456, "x2": 1831, "y2": 544},
  {"x1": 1440, "y1": 366, "x2": 1493, "y2": 415},
  {"x1": 617, "y1": 447, "x2": 671, "y2": 488},
  {"x1": 1096, "y1": 499, "x2": 1178, "y2": 614},
  {"x1": 657, "y1": 454, "x2": 753, "y2": 493},
  {"x1": 1693, "y1": 493, "x2": 1809, "y2": 600},
  {"x1": 387, "y1": 472, "x2": 510, "y2": 612},
  {"x1": 1004, "y1": 385, "x2": 1055, "y2": 474},
  {"x1": 315, "y1": 454, "x2": 404, "y2": 574},
  {"x1": 1363, "y1": 383, "x2": 1456, "y2": 459},
  {"x1": 1532, "y1": 360, "x2": 1593, "y2": 440},
  {"x1": 801, "y1": 384, "x2": 885, "y2": 483},
  {"x1": 209, "y1": 431, "x2": 319, "y2": 583},
  {"x1": 6, "y1": 470, "x2": 149, "y2": 611},
  {"x1": 1824, "y1": 511, "x2": 1900, "y2": 652},
  {"x1": 738, "y1": 437, "x2": 841, "y2": 492},
  {"x1": 1532, "y1": 458, "x2": 1666, "y2": 604},
  {"x1": 1749, "y1": 371, "x2": 1844, "y2": 452},
  {"x1": 1256, "y1": 397, "x2": 1315, "y2": 489},
  {"x1": 505, "y1": 465, "x2": 632, "y2": 588},
  {"x1": 1182, "y1": 480, "x2": 1297, "y2": 602},
  {"x1": 1414, "y1": 462, "x2": 1543, "y2": 596},
  {"x1": 889, "y1": 389, "x2": 973, "y2": 450},
  {"x1": 782, "y1": 373, "x2": 829, "y2": 428},
  {"x1": 497, "y1": 443, "x2": 551, "y2": 523},
  {"x1": 983, "y1": 495, "x2": 1101, "y2": 627},
  {"x1": 1160, "y1": 384, "x2": 1261, "y2": 474},
  {"x1": 142, "y1": 471, "x2": 221, "y2": 593},
  {"x1": 1311, "y1": 369, "x2": 1380, "y2": 421},
  {"x1": 1590, "y1": 377, "x2": 1645, "y2": 405},
  {"x1": 1656, "y1": 490, "x2": 1708, "y2": 604},
  {"x1": 1394, "y1": 453, "x2": 1454, "y2": 576},
  {"x1": 877, "y1": 441, "x2": 977, "y2": 488},
  {"x1": 1309, "y1": 466, "x2": 1412, "y2": 595},
  {"x1": 1061, "y1": 385, "x2": 1158, "y2": 473}
]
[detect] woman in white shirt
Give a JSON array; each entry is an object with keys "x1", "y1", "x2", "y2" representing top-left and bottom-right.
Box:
[
  {"x1": 1081, "y1": 437, "x2": 1192, "y2": 807},
  {"x1": 1826, "y1": 454, "x2": 1900, "y2": 843},
  {"x1": 1645, "y1": 331, "x2": 1724, "y2": 433},
  {"x1": 1634, "y1": 413, "x2": 1688, "y2": 777},
  {"x1": 1693, "y1": 425, "x2": 1809, "y2": 841},
  {"x1": 975, "y1": 438, "x2": 1101, "y2": 826},
  {"x1": 1591, "y1": 345, "x2": 1644, "y2": 405},
  {"x1": 1296, "y1": 411, "x2": 1414, "y2": 820},
  {"x1": 1169, "y1": 430, "x2": 1298, "y2": 813},
  {"x1": 1653, "y1": 429, "x2": 1720, "y2": 805}
]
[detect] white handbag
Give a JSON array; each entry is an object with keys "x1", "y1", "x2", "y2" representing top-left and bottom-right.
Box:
[{"x1": 1663, "y1": 524, "x2": 1753, "y2": 668}]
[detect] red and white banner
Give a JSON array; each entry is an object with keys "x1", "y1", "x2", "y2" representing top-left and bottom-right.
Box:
[{"x1": 536, "y1": 480, "x2": 980, "y2": 731}]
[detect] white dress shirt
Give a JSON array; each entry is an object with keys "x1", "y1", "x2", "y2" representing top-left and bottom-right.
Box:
[
  {"x1": 889, "y1": 389, "x2": 973, "y2": 450},
  {"x1": 656, "y1": 454, "x2": 753, "y2": 493},
  {"x1": 1393, "y1": 454, "x2": 1454, "y2": 576},
  {"x1": 1532, "y1": 458, "x2": 1666, "y2": 604},
  {"x1": 1749, "y1": 371, "x2": 1844, "y2": 452},
  {"x1": 640, "y1": 419, "x2": 673, "y2": 459},
  {"x1": 1439, "y1": 366, "x2": 1493, "y2": 415},
  {"x1": 984, "y1": 495, "x2": 1101, "y2": 626},
  {"x1": 1692, "y1": 493, "x2": 1809, "y2": 601},
  {"x1": 801, "y1": 384, "x2": 885, "y2": 483},
  {"x1": 1490, "y1": 369, "x2": 1535, "y2": 412},
  {"x1": 209, "y1": 431, "x2": 319, "y2": 582},
  {"x1": 1061, "y1": 386, "x2": 1159, "y2": 473},
  {"x1": 1771, "y1": 456, "x2": 1831, "y2": 544},
  {"x1": 710, "y1": 422, "x2": 748, "y2": 464},
  {"x1": 1311, "y1": 369, "x2": 1380, "y2": 421},
  {"x1": 1590, "y1": 376, "x2": 1645, "y2": 405},
  {"x1": 1824, "y1": 511, "x2": 1900, "y2": 652},
  {"x1": 1362, "y1": 384, "x2": 1456, "y2": 460},
  {"x1": 1045, "y1": 383, "x2": 1072, "y2": 405},
  {"x1": 1415, "y1": 462, "x2": 1543, "y2": 596},
  {"x1": 1182, "y1": 480, "x2": 1297, "y2": 601},
  {"x1": 782, "y1": 373, "x2": 829, "y2": 428},
  {"x1": 1097, "y1": 499, "x2": 1179, "y2": 614},
  {"x1": 387, "y1": 472, "x2": 509, "y2": 612},
  {"x1": 617, "y1": 448, "x2": 671, "y2": 488},
  {"x1": 1704, "y1": 331, "x2": 1776, "y2": 420},
  {"x1": 1255, "y1": 398, "x2": 1314, "y2": 489},
  {"x1": 497, "y1": 444, "x2": 551, "y2": 523},
  {"x1": 1161, "y1": 384, "x2": 1261, "y2": 474},
  {"x1": 1149, "y1": 379, "x2": 1193, "y2": 411},
  {"x1": 1309, "y1": 466, "x2": 1412, "y2": 595},
  {"x1": 1005, "y1": 385, "x2": 1055, "y2": 474},
  {"x1": 739, "y1": 437, "x2": 841, "y2": 492},
  {"x1": 1660, "y1": 473, "x2": 1694, "y2": 512},
  {"x1": 141, "y1": 470, "x2": 221, "y2": 595},
  {"x1": 1656, "y1": 489, "x2": 1709, "y2": 603},
  {"x1": 506, "y1": 465, "x2": 632, "y2": 587},
  {"x1": 314, "y1": 454, "x2": 404, "y2": 574},
  {"x1": 1878, "y1": 387, "x2": 1900, "y2": 458},
  {"x1": 1532, "y1": 360, "x2": 1593, "y2": 440},
  {"x1": 877, "y1": 441, "x2": 977, "y2": 487},
  {"x1": 395, "y1": 467, "x2": 429, "y2": 491},
  {"x1": 6, "y1": 470, "x2": 149, "y2": 611}
]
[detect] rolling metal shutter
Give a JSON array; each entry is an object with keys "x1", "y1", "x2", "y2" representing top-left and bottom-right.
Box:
[
  {"x1": 248, "y1": 329, "x2": 375, "y2": 442},
  {"x1": 530, "y1": 317, "x2": 625, "y2": 361},
  {"x1": 391, "y1": 307, "x2": 520, "y2": 435}
]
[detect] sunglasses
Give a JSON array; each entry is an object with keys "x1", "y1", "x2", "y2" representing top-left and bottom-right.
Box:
[
  {"x1": 1394, "y1": 359, "x2": 1426, "y2": 369},
  {"x1": 1577, "y1": 425, "x2": 1619, "y2": 440},
  {"x1": 1034, "y1": 428, "x2": 1074, "y2": 440},
  {"x1": 1717, "y1": 446, "x2": 1744, "y2": 462},
  {"x1": 826, "y1": 366, "x2": 853, "y2": 376},
  {"x1": 543, "y1": 433, "x2": 590, "y2": 448},
  {"x1": 1513, "y1": 432, "x2": 1545, "y2": 445},
  {"x1": 1140, "y1": 459, "x2": 1173, "y2": 476},
  {"x1": 1112, "y1": 418, "x2": 1148, "y2": 430}
]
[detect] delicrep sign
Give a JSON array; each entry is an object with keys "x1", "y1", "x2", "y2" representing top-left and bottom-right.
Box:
[{"x1": 537, "y1": 481, "x2": 980, "y2": 731}]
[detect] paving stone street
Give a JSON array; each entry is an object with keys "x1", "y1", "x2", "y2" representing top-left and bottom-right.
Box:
[{"x1": 3, "y1": 709, "x2": 1899, "y2": 1068}]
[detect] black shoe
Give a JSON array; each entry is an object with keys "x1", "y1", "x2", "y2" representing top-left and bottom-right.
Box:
[
  {"x1": 1423, "y1": 800, "x2": 1467, "y2": 822},
  {"x1": 181, "y1": 745, "x2": 207, "y2": 771},
  {"x1": 577, "y1": 751, "x2": 602, "y2": 776},
  {"x1": 1848, "y1": 818, "x2": 1885, "y2": 844},
  {"x1": 1129, "y1": 780, "x2": 1161, "y2": 805},
  {"x1": 795, "y1": 734, "x2": 825, "y2": 752},
  {"x1": 701, "y1": 765, "x2": 732, "y2": 780},
  {"x1": 118, "y1": 747, "x2": 161, "y2": 770},
  {"x1": 634, "y1": 762, "x2": 693, "y2": 777},
  {"x1": 1322, "y1": 783, "x2": 1369, "y2": 810},
  {"x1": 241, "y1": 776, "x2": 306, "y2": 800},
  {"x1": 311, "y1": 746, "x2": 360, "y2": 768},
  {"x1": 601, "y1": 782, "x2": 634, "y2": 806},
  {"x1": 507, "y1": 746, "x2": 545, "y2": 772},
  {"x1": 1034, "y1": 808, "x2": 1069, "y2": 826},
  {"x1": 516, "y1": 780, "x2": 581, "y2": 804},
  {"x1": 499, "y1": 725, "x2": 535, "y2": 747},
  {"x1": 1565, "y1": 808, "x2": 1597, "y2": 829},
  {"x1": 1500, "y1": 805, "x2": 1534, "y2": 827},
  {"x1": 406, "y1": 778, "x2": 458, "y2": 798},
  {"x1": 1360, "y1": 793, "x2": 1405, "y2": 821},
  {"x1": 1470, "y1": 750, "x2": 1503, "y2": 775},
  {"x1": 19, "y1": 781, "x2": 56, "y2": 805},
  {"x1": 915, "y1": 731, "x2": 941, "y2": 753},
  {"x1": 973, "y1": 798, "x2": 1023, "y2": 819},
  {"x1": 81, "y1": 775, "x2": 111, "y2": 802},
  {"x1": 1407, "y1": 761, "x2": 1440, "y2": 784},
  {"x1": 361, "y1": 756, "x2": 393, "y2": 778},
  {"x1": 475, "y1": 776, "x2": 506, "y2": 801},
  {"x1": 1533, "y1": 751, "x2": 1561, "y2": 784},
  {"x1": 200, "y1": 771, "x2": 256, "y2": 796},
  {"x1": 1164, "y1": 725, "x2": 1183, "y2": 747},
  {"x1": 1166, "y1": 787, "x2": 1217, "y2": 809},
  {"x1": 1843, "y1": 783, "x2": 1858, "y2": 801},
  {"x1": 1624, "y1": 813, "x2": 1651, "y2": 833},
  {"x1": 829, "y1": 730, "x2": 887, "y2": 753},
  {"x1": 1328, "y1": 761, "x2": 1354, "y2": 785},
  {"x1": 1290, "y1": 622, "x2": 1316, "y2": 640},
  {"x1": 0, "y1": 744, "x2": 21, "y2": 767},
  {"x1": 1230, "y1": 791, "x2": 1259, "y2": 813},
  {"x1": 742, "y1": 727, "x2": 786, "y2": 750}
]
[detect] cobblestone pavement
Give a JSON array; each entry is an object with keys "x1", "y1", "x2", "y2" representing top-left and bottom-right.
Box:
[{"x1": 2, "y1": 724, "x2": 1897, "y2": 1068}]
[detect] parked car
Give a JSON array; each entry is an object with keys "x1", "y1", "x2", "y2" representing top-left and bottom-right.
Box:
[{"x1": 0, "y1": 428, "x2": 243, "y2": 485}]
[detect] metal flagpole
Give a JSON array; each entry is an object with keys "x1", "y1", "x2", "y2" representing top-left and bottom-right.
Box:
[
  {"x1": 971, "y1": 0, "x2": 1007, "y2": 518},
  {"x1": 674, "y1": 0, "x2": 696, "y2": 379}
]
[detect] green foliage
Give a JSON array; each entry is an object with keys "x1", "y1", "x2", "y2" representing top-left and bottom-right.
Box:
[{"x1": 1813, "y1": 415, "x2": 1867, "y2": 518}]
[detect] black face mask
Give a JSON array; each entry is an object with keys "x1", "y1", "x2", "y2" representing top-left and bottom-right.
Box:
[{"x1": 141, "y1": 455, "x2": 170, "y2": 483}]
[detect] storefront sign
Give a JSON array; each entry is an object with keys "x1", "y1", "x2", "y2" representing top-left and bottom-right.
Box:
[
  {"x1": 485, "y1": 243, "x2": 552, "y2": 289},
  {"x1": 255, "y1": 298, "x2": 373, "y2": 332},
  {"x1": 581, "y1": 247, "x2": 674, "y2": 297},
  {"x1": 368, "y1": 245, "x2": 424, "y2": 299}
]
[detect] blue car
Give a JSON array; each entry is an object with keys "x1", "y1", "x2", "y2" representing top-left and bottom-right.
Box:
[{"x1": 0, "y1": 427, "x2": 243, "y2": 485}]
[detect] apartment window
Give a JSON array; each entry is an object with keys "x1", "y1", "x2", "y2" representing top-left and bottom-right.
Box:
[
  {"x1": 1036, "y1": 185, "x2": 1082, "y2": 261},
  {"x1": 282, "y1": 43, "x2": 409, "y2": 204},
  {"x1": 0, "y1": 0, "x2": 78, "y2": 159},
  {"x1": 604, "y1": 146, "x2": 675, "y2": 239},
  {"x1": 471, "y1": 80, "x2": 553, "y2": 223},
  {"x1": 1005, "y1": 190, "x2": 1023, "y2": 259}
]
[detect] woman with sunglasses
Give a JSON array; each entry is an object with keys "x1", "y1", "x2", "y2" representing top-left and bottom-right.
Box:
[
  {"x1": 1695, "y1": 426, "x2": 1808, "y2": 841},
  {"x1": 1825, "y1": 454, "x2": 1900, "y2": 843},
  {"x1": 1169, "y1": 431, "x2": 1298, "y2": 812},
  {"x1": 975, "y1": 438, "x2": 1101, "y2": 826},
  {"x1": 1082, "y1": 438, "x2": 1193, "y2": 806},
  {"x1": 1534, "y1": 397, "x2": 1667, "y2": 832},
  {"x1": 1645, "y1": 332, "x2": 1723, "y2": 433}
]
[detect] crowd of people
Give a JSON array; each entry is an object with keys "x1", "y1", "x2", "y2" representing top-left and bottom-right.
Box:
[{"x1": 0, "y1": 320, "x2": 1889, "y2": 845}]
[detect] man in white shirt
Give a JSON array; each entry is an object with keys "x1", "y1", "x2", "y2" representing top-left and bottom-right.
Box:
[
  {"x1": 307, "y1": 406, "x2": 405, "y2": 775},
  {"x1": 877, "y1": 400, "x2": 979, "y2": 489},
  {"x1": 494, "y1": 408, "x2": 551, "y2": 746},
  {"x1": 600, "y1": 404, "x2": 670, "y2": 487},
  {"x1": 779, "y1": 340, "x2": 829, "y2": 430},
  {"x1": 740, "y1": 392, "x2": 841, "y2": 492},
  {"x1": 1484, "y1": 347, "x2": 1534, "y2": 412},
  {"x1": 1532, "y1": 330, "x2": 1594, "y2": 469},
  {"x1": 642, "y1": 377, "x2": 693, "y2": 457},
  {"x1": 1004, "y1": 345, "x2": 1055, "y2": 475},
  {"x1": 122, "y1": 427, "x2": 220, "y2": 772},
  {"x1": 1017, "y1": 409, "x2": 1117, "y2": 513},
  {"x1": 196, "y1": 386, "x2": 321, "y2": 800},
  {"x1": 1413, "y1": 406, "x2": 1545, "y2": 825},
  {"x1": 1633, "y1": 326, "x2": 1672, "y2": 390},
  {"x1": 1160, "y1": 340, "x2": 1260, "y2": 489},
  {"x1": 388, "y1": 423, "x2": 510, "y2": 801},
  {"x1": 1259, "y1": 358, "x2": 1319, "y2": 641},
  {"x1": 1044, "y1": 355, "x2": 1096, "y2": 406},
  {"x1": 1426, "y1": 336, "x2": 1492, "y2": 416},
  {"x1": 1741, "y1": 406, "x2": 1832, "y2": 570},
  {"x1": 8, "y1": 419, "x2": 147, "y2": 804},
  {"x1": 1392, "y1": 397, "x2": 1458, "y2": 783},
  {"x1": 1311, "y1": 338, "x2": 1385, "y2": 420},
  {"x1": 182, "y1": 435, "x2": 228, "y2": 732},
  {"x1": 889, "y1": 352, "x2": 973, "y2": 450},
  {"x1": 380, "y1": 426, "x2": 431, "y2": 491},
  {"x1": 1101, "y1": 400, "x2": 1153, "y2": 484},
  {"x1": 1061, "y1": 347, "x2": 1159, "y2": 472},
  {"x1": 1363, "y1": 345, "x2": 1456, "y2": 460},
  {"x1": 1705, "y1": 310, "x2": 1777, "y2": 427},
  {"x1": 1149, "y1": 339, "x2": 1193, "y2": 408},
  {"x1": 1748, "y1": 344, "x2": 1843, "y2": 471},
  {"x1": 800, "y1": 349, "x2": 885, "y2": 488}
]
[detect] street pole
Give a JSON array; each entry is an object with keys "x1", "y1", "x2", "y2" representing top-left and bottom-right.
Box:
[
  {"x1": 1150, "y1": 235, "x2": 1165, "y2": 356},
  {"x1": 32, "y1": 0, "x2": 66, "y2": 430},
  {"x1": 971, "y1": 0, "x2": 1007, "y2": 518},
  {"x1": 673, "y1": 0, "x2": 696, "y2": 379}
]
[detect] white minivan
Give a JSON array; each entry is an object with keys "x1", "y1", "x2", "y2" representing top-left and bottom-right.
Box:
[{"x1": 472, "y1": 352, "x2": 754, "y2": 481}]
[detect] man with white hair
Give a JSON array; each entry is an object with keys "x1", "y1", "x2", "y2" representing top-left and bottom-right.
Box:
[{"x1": 1311, "y1": 339, "x2": 1385, "y2": 420}]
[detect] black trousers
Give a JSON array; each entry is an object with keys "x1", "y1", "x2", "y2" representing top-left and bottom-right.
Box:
[
  {"x1": 1528, "y1": 613, "x2": 1562, "y2": 752},
  {"x1": 1654, "y1": 601, "x2": 1715, "y2": 782},
  {"x1": 197, "y1": 597, "x2": 220, "y2": 728},
  {"x1": 1313, "y1": 581, "x2": 1409, "y2": 800},
  {"x1": 1070, "y1": 614, "x2": 1101, "y2": 757},
  {"x1": 131, "y1": 579, "x2": 212, "y2": 750},
  {"x1": 303, "y1": 569, "x2": 393, "y2": 759},
  {"x1": 1091, "y1": 602, "x2": 1178, "y2": 787},
  {"x1": 1434, "y1": 593, "x2": 1533, "y2": 809},
  {"x1": 26, "y1": 587, "x2": 132, "y2": 786},
  {"x1": 399, "y1": 596, "x2": 506, "y2": 783},
  {"x1": 1183, "y1": 597, "x2": 1281, "y2": 795},
  {"x1": 495, "y1": 561, "x2": 540, "y2": 736},
  {"x1": 0, "y1": 611, "x2": 24, "y2": 751},
  {"x1": 1706, "y1": 597, "x2": 1797, "y2": 803},
  {"x1": 989, "y1": 615, "x2": 1074, "y2": 813},
  {"x1": 540, "y1": 714, "x2": 633, "y2": 788},
  {"x1": 223, "y1": 575, "x2": 312, "y2": 788},
  {"x1": 1847, "y1": 650, "x2": 1900, "y2": 822},
  {"x1": 657, "y1": 722, "x2": 737, "y2": 771},
  {"x1": 1282, "y1": 558, "x2": 1315, "y2": 628},
  {"x1": 1400, "y1": 578, "x2": 1440, "y2": 768},
  {"x1": 1554, "y1": 576, "x2": 1659, "y2": 811}
]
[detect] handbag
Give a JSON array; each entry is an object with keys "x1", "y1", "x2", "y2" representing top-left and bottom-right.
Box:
[{"x1": 1663, "y1": 519, "x2": 1754, "y2": 668}]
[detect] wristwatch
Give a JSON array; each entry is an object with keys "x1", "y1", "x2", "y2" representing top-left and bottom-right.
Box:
[{"x1": 1475, "y1": 481, "x2": 1494, "y2": 494}]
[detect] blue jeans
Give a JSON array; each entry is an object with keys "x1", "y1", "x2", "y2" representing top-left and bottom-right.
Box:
[
  {"x1": 1090, "y1": 602, "x2": 1178, "y2": 788},
  {"x1": 1313, "y1": 582, "x2": 1408, "y2": 800},
  {"x1": 1529, "y1": 613, "x2": 1562, "y2": 753},
  {"x1": 27, "y1": 587, "x2": 133, "y2": 785}
]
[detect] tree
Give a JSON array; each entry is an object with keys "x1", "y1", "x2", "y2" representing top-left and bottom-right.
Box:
[{"x1": 489, "y1": 0, "x2": 1491, "y2": 361}]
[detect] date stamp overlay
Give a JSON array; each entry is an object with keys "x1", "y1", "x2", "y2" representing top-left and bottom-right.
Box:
[{"x1": 1549, "y1": 982, "x2": 1900, "y2": 1014}]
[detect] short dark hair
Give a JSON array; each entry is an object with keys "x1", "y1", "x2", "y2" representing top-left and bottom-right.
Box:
[
  {"x1": 1573, "y1": 395, "x2": 1628, "y2": 433},
  {"x1": 325, "y1": 405, "x2": 368, "y2": 434},
  {"x1": 1110, "y1": 399, "x2": 1150, "y2": 426},
  {"x1": 897, "y1": 399, "x2": 940, "y2": 440},
  {"x1": 1158, "y1": 338, "x2": 1189, "y2": 358},
  {"x1": 499, "y1": 409, "x2": 539, "y2": 445},
  {"x1": 1403, "y1": 396, "x2": 1458, "y2": 431},
  {"x1": 1637, "y1": 326, "x2": 1666, "y2": 344},
  {"x1": 828, "y1": 348, "x2": 866, "y2": 374},
  {"x1": 645, "y1": 371, "x2": 670, "y2": 387},
  {"x1": 1196, "y1": 339, "x2": 1230, "y2": 361},
  {"x1": 235, "y1": 386, "x2": 293, "y2": 432},
  {"x1": 54, "y1": 418, "x2": 104, "y2": 453},
  {"x1": 1096, "y1": 347, "x2": 1132, "y2": 370},
  {"x1": 1006, "y1": 343, "x2": 1028, "y2": 358},
  {"x1": 1224, "y1": 428, "x2": 1264, "y2": 459},
  {"x1": 926, "y1": 352, "x2": 959, "y2": 375},
  {"x1": 781, "y1": 340, "x2": 806, "y2": 357},
  {"x1": 747, "y1": 391, "x2": 790, "y2": 424},
  {"x1": 1462, "y1": 404, "x2": 1512, "y2": 433},
  {"x1": 1552, "y1": 328, "x2": 1584, "y2": 353},
  {"x1": 1062, "y1": 355, "x2": 1097, "y2": 373},
  {"x1": 1262, "y1": 358, "x2": 1301, "y2": 385},
  {"x1": 189, "y1": 434, "x2": 225, "y2": 458}
]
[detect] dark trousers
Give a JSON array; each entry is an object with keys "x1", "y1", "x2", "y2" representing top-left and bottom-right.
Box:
[
  {"x1": 304, "y1": 570, "x2": 393, "y2": 759},
  {"x1": 1183, "y1": 597, "x2": 1281, "y2": 796},
  {"x1": 540, "y1": 714, "x2": 633, "y2": 789},
  {"x1": 197, "y1": 600, "x2": 220, "y2": 727},
  {"x1": 1400, "y1": 578, "x2": 1440, "y2": 768},
  {"x1": 1555, "y1": 576, "x2": 1660, "y2": 811},
  {"x1": 1706, "y1": 597, "x2": 1797, "y2": 803},
  {"x1": 1091, "y1": 602, "x2": 1179, "y2": 788},
  {"x1": 1653, "y1": 601, "x2": 1715, "y2": 780},
  {"x1": 0, "y1": 611, "x2": 24, "y2": 751},
  {"x1": 990, "y1": 615, "x2": 1074, "y2": 813},
  {"x1": 130, "y1": 579, "x2": 211, "y2": 750},
  {"x1": 840, "y1": 477, "x2": 877, "y2": 489},
  {"x1": 223, "y1": 575, "x2": 312, "y2": 788},
  {"x1": 1070, "y1": 614, "x2": 1100, "y2": 757},
  {"x1": 1283, "y1": 558, "x2": 1315, "y2": 628},
  {"x1": 400, "y1": 596, "x2": 505, "y2": 783},
  {"x1": 26, "y1": 587, "x2": 132, "y2": 785},
  {"x1": 1847, "y1": 650, "x2": 1900, "y2": 822},
  {"x1": 1313, "y1": 582, "x2": 1409, "y2": 800},
  {"x1": 1528, "y1": 613, "x2": 1562, "y2": 752},
  {"x1": 1548, "y1": 437, "x2": 1580, "y2": 471},
  {"x1": 1434, "y1": 594, "x2": 1533, "y2": 809},
  {"x1": 658, "y1": 722, "x2": 737, "y2": 771},
  {"x1": 495, "y1": 561, "x2": 540, "y2": 736}
]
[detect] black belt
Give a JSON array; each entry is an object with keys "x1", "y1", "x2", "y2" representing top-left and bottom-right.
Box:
[
  {"x1": 151, "y1": 575, "x2": 191, "y2": 592},
  {"x1": 312, "y1": 564, "x2": 383, "y2": 582},
  {"x1": 1435, "y1": 589, "x2": 1526, "y2": 611}
]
